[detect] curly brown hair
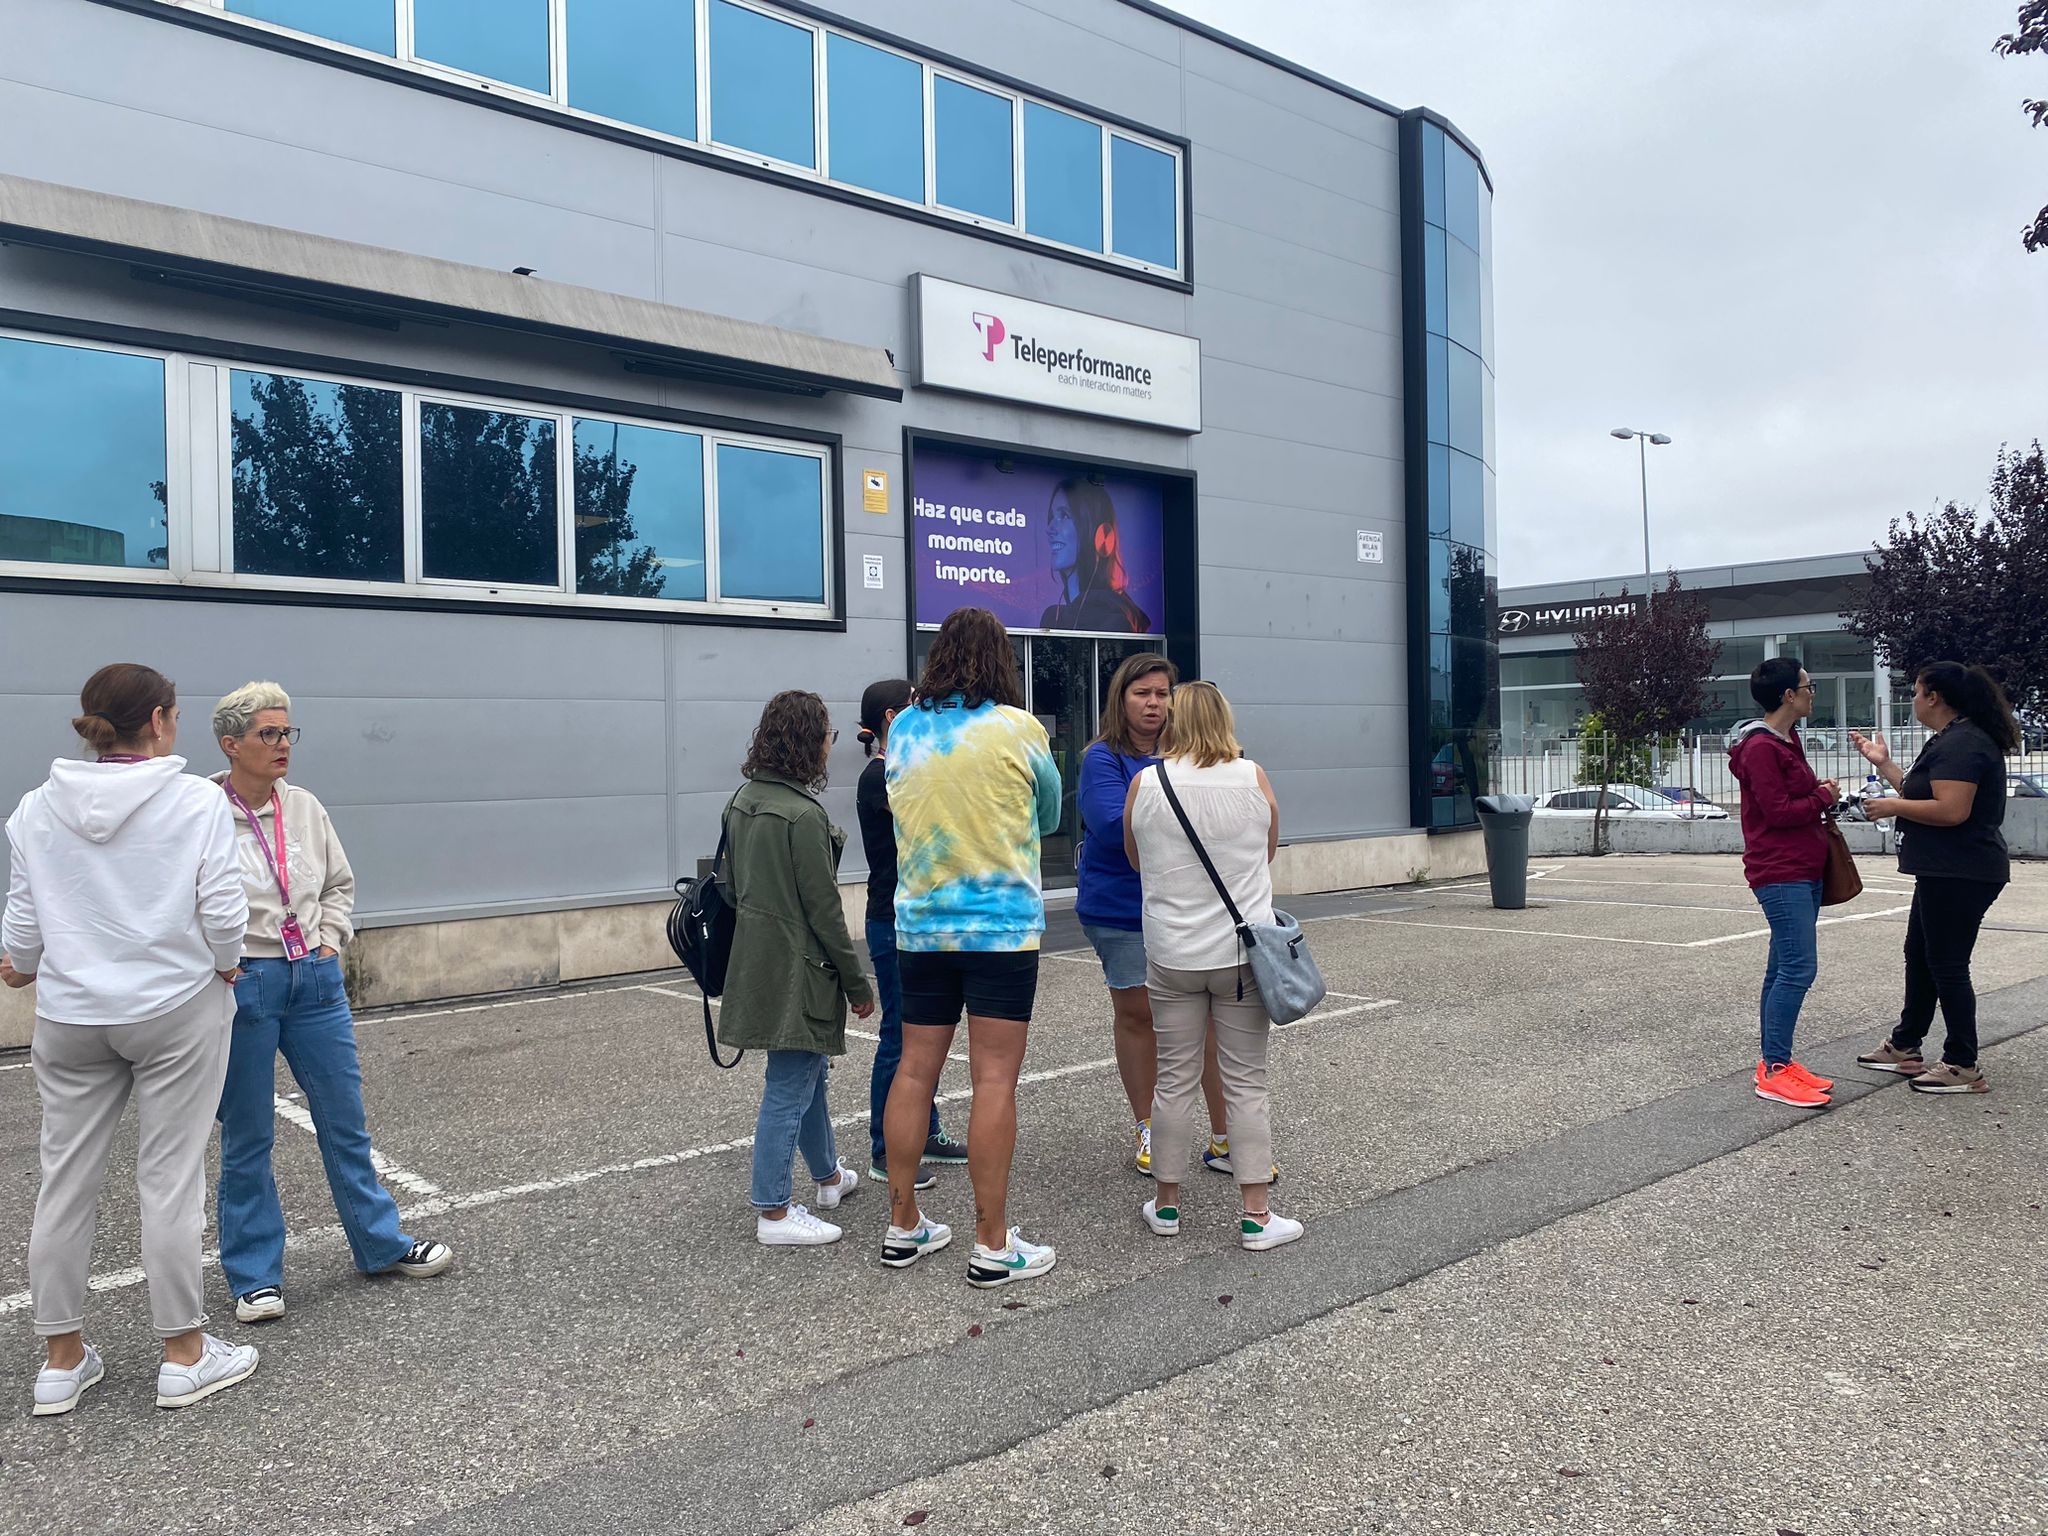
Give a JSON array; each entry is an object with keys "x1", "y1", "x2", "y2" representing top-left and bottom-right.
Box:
[
  {"x1": 743, "y1": 690, "x2": 832, "y2": 785},
  {"x1": 915, "y1": 608, "x2": 1023, "y2": 710}
]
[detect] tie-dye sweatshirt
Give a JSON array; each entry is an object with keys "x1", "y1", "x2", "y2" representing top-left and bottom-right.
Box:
[{"x1": 886, "y1": 694, "x2": 1063, "y2": 952}]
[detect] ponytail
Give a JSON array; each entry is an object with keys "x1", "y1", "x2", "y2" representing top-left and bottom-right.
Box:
[
  {"x1": 1916, "y1": 661, "x2": 2021, "y2": 753},
  {"x1": 858, "y1": 678, "x2": 913, "y2": 758},
  {"x1": 73, "y1": 663, "x2": 176, "y2": 755}
]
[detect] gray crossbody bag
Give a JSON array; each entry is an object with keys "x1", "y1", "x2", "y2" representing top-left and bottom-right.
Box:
[{"x1": 1152, "y1": 763, "x2": 1327, "y2": 1025}]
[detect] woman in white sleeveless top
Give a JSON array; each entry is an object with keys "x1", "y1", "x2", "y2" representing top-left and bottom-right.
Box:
[{"x1": 1122, "y1": 682, "x2": 1303, "y2": 1251}]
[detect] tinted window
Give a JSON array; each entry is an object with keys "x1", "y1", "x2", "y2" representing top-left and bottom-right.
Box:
[
  {"x1": 420, "y1": 403, "x2": 560, "y2": 586},
  {"x1": 1444, "y1": 140, "x2": 1482, "y2": 250},
  {"x1": 1024, "y1": 102, "x2": 1102, "y2": 251},
  {"x1": 1448, "y1": 450, "x2": 1484, "y2": 551},
  {"x1": 228, "y1": 0, "x2": 394, "y2": 54},
  {"x1": 1448, "y1": 342, "x2": 1483, "y2": 457},
  {"x1": 1422, "y1": 122, "x2": 1445, "y2": 227},
  {"x1": 1425, "y1": 336, "x2": 1448, "y2": 446},
  {"x1": 709, "y1": 0, "x2": 815, "y2": 168},
  {"x1": 934, "y1": 76, "x2": 1014, "y2": 222},
  {"x1": 1427, "y1": 444, "x2": 1450, "y2": 539},
  {"x1": 1424, "y1": 225, "x2": 1447, "y2": 336},
  {"x1": 567, "y1": 0, "x2": 697, "y2": 139},
  {"x1": 0, "y1": 337, "x2": 166, "y2": 570},
  {"x1": 231, "y1": 371, "x2": 403, "y2": 582},
  {"x1": 573, "y1": 419, "x2": 706, "y2": 601},
  {"x1": 1110, "y1": 135, "x2": 1177, "y2": 268},
  {"x1": 826, "y1": 34, "x2": 923, "y2": 201},
  {"x1": 1445, "y1": 234, "x2": 1480, "y2": 352},
  {"x1": 716, "y1": 444, "x2": 824, "y2": 602},
  {"x1": 413, "y1": 0, "x2": 550, "y2": 92}
]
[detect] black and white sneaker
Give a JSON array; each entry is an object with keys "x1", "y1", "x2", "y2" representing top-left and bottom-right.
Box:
[
  {"x1": 387, "y1": 1239, "x2": 453, "y2": 1278},
  {"x1": 236, "y1": 1286, "x2": 286, "y2": 1323},
  {"x1": 880, "y1": 1218, "x2": 953, "y2": 1269}
]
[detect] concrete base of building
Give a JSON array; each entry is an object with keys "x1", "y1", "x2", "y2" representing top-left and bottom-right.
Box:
[{"x1": 0, "y1": 827, "x2": 1493, "y2": 1049}]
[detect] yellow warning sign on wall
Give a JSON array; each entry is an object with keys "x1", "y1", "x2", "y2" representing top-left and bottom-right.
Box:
[{"x1": 861, "y1": 469, "x2": 889, "y2": 513}]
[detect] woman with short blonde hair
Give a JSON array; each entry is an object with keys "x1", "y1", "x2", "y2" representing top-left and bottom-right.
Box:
[{"x1": 1122, "y1": 681, "x2": 1302, "y2": 1251}]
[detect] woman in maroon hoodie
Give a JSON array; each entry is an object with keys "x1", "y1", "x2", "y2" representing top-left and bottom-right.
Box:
[{"x1": 1728, "y1": 657, "x2": 1840, "y2": 1108}]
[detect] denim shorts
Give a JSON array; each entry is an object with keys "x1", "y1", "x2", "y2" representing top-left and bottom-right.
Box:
[{"x1": 1081, "y1": 923, "x2": 1149, "y2": 991}]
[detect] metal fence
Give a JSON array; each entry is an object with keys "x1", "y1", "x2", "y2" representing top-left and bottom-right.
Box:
[{"x1": 1489, "y1": 726, "x2": 1965, "y2": 807}]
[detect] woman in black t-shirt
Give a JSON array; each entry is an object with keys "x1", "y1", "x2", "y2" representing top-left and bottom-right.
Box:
[
  {"x1": 854, "y1": 679, "x2": 963, "y2": 1183},
  {"x1": 1849, "y1": 662, "x2": 2020, "y2": 1094}
]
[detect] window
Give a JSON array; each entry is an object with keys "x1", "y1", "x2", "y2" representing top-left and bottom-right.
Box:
[
  {"x1": 412, "y1": 0, "x2": 550, "y2": 92},
  {"x1": 231, "y1": 370, "x2": 403, "y2": 582},
  {"x1": 567, "y1": 0, "x2": 696, "y2": 139},
  {"x1": 228, "y1": 0, "x2": 393, "y2": 55},
  {"x1": 1024, "y1": 102, "x2": 1102, "y2": 251},
  {"x1": 825, "y1": 34, "x2": 923, "y2": 202},
  {"x1": 1444, "y1": 140, "x2": 1482, "y2": 250},
  {"x1": 1110, "y1": 135, "x2": 1176, "y2": 268},
  {"x1": 1447, "y1": 343, "x2": 1483, "y2": 457},
  {"x1": 934, "y1": 76, "x2": 1015, "y2": 223},
  {"x1": 176, "y1": 0, "x2": 1187, "y2": 278},
  {"x1": 709, "y1": 0, "x2": 816, "y2": 169},
  {"x1": 1425, "y1": 336, "x2": 1449, "y2": 446},
  {"x1": 573, "y1": 418, "x2": 706, "y2": 601},
  {"x1": 1445, "y1": 236, "x2": 1481, "y2": 353},
  {"x1": 0, "y1": 336, "x2": 167, "y2": 571},
  {"x1": 715, "y1": 443, "x2": 825, "y2": 602},
  {"x1": 1447, "y1": 450, "x2": 1484, "y2": 552},
  {"x1": 420, "y1": 402, "x2": 560, "y2": 586}
]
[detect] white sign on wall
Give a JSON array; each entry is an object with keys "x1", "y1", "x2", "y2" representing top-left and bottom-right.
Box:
[
  {"x1": 1356, "y1": 530, "x2": 1384, "y2": 564},
  {"x1": 912, "y1": 274, "x2": 1202, "y2": 433},
  {"x1": 862, "y1": 554, "x2": 885, "y2": 590}
]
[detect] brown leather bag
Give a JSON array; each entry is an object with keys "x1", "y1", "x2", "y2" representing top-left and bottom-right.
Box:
[{"x1": 1820, "y1": 816, "x2": 1862, "y2": 907}]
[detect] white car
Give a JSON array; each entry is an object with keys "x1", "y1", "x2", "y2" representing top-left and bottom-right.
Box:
[{"x1": 1534, "y1": 784, "x2": 1730, "y2": 820}]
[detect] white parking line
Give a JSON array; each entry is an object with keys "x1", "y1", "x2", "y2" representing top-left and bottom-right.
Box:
[
  {"x1": 0, "y1": 994, "x2": 1398, "y2": 1315},
  {"x1": 0, "y1": 1060, "x2": 30, "y2": 1073},
  {"x1": 272, "y1": 1094, "x2": 443, "y2": 1197},
  {"x1": 1339, "y1": 905, "x2": 1914, "y2": 950},
  {"x1": 846, "y1": 1026, "x2": 971, "y2": 1064}
]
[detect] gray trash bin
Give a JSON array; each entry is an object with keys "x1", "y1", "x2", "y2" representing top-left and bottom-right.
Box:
[{"x1": 1473, "y1": 793, "x2": 1537, "y2": 909}]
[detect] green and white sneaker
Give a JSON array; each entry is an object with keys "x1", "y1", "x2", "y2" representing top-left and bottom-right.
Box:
[
  {"x1": 967, "y1": 1227, "x2": 1056, "y2": 1288},
  {"x1": 1141, "y1": 1197, "x2": 1179, "y2": 1236},
  {"x1": 880, "y1": 1217, "x2": 953, "y2": 1269},
  {"x1": 1240, "y1": 1211, "x2": 1304, "y2": 1252}
]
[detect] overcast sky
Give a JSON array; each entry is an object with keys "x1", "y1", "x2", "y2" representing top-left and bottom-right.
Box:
[{"x1": 1167, "y1": 0, "x2": 2048, "y2": 588}]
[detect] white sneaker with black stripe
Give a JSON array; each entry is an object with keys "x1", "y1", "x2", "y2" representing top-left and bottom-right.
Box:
[
  {"x1": 236, "y1": 1286, "x2": 286, "y2": 1323},
  {"x1": 967, "y1": 1228, "x2": 1056, "y2": 1289},
  {"x1": 880, "y1": 1216, "x2": 953, "y2": 1268},
  {"x1": 387, "y1": 1239, "x2": 453, "y2": 1278}
]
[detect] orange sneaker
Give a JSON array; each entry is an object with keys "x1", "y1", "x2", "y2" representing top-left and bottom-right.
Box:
[
  {"x1": 1784, "y1": 1060, "x2": 1834, "y2": 1092},
  {"x1": 1755, "y1": 1061, "x2": 1830, "y2": 1108}
]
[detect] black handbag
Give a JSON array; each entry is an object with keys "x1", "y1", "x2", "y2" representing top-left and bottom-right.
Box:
[{"x1": 667, "y1": 795, "x2": 743, "y2": 1069}]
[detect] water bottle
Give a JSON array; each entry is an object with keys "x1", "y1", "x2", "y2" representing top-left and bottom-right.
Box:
[{"x1": 1861, "y1": 773, "x2": 1882, "y2": 821}]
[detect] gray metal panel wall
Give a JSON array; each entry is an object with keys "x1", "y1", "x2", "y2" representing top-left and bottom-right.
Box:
[{"x1": 0, "y1": 0, "x2": 1422, "y2": 921}]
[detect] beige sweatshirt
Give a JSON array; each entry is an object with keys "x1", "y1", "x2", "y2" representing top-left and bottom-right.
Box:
[{"x1": 208, "y1": 774, "x2": 356, "y2": 959}]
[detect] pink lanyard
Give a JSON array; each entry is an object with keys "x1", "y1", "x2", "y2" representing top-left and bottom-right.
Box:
[{"x1": 224, "y1": 784, "x2": 294, "y2": 913}]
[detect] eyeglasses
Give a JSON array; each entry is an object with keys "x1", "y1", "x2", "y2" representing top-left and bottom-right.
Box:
[
  {"x1": 827, "y1": 728, "x2": 840, "y2": 745},
  {"x1": 250, "y1": 727, "x2": 302, "y2": 746},
  {"x1": 1794, "y1": 684, "x2": 1817, "y2": 695}
]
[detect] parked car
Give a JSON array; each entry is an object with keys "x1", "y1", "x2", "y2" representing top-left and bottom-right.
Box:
[
  {"x1": 1535, "y1": 785, "x2": 1730, "y2": 820},
  {"x1": 1650, "y1": 786, "x2": 1722, "y2": 813},
  {"x1": 2010, "y1": 772, "x2": 2048, "y2": 799}
]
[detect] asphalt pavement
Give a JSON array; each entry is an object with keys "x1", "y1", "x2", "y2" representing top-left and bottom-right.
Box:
[{"x1": 2, "y1": 854, "x2": 2043, "y2": 1536}]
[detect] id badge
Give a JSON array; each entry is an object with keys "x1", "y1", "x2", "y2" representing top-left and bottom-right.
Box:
[{"x1": 280, "y1": 913, "x2": 311, "y2": 963}]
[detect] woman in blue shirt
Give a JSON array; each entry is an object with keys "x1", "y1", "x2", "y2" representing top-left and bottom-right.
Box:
[{"x1": 1076, "y1": 653, "x2": 1234, "y2": 1177}]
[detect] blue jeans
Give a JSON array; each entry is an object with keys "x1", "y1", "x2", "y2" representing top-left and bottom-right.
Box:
[
  {"x1": 750, "y1": 1050, "x2": 839, "y2": 1210},
  {"x1": 1754, "y1": 879, "x2": 1822, "y2": 1066},
  {"x1": 866, "y1": 920, "x2": 940, "y2": 1166},
  {"x1": 216, "y1": 955, "x2": 410, "y2": 1296}
]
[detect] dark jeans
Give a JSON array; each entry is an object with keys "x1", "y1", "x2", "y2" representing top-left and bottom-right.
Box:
[
  {"x1": 867, "y1": 920, "x2": 940, "y2": 1166},
  {"x1": 1889, "y1": 876, "x2": 2005, "y2": 1069}
]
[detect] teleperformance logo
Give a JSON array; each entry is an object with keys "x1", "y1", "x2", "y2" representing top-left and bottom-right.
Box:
[{"x1": 970, "y1": 313, "x2": 1155, "y2": 395}]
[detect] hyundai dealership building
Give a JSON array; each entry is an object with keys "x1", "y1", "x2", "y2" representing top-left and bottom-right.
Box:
[{"x1": 0, "y1": 0, "x2": 1499, "y2": 1029}]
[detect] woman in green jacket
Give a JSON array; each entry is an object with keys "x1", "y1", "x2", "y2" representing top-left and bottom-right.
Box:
[{"x1": 721, "y1": 690, "x2": 877, "y2": 1246}]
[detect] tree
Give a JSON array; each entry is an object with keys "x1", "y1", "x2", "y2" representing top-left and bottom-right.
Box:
[
  {"x1": 1995, "y1": 2, "x2": 2048, "y2": 252},
  {"x1": 1573, "y1": 574, "x2": 1721, "y2": 852},
  {"x1": 573, "y1": 431, "x2": 669, "y2": 600},
  {"x1": 233, "y1": 374, "x2": 403, "y2": 581},
  {"x1": 1841, "y1": 440, "x2": 2048, "y2": 714}
]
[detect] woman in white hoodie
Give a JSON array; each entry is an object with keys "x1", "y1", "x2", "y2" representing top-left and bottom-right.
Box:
[{"x1": 2, "y1": 664, "x2": 260, "y2": 1415}]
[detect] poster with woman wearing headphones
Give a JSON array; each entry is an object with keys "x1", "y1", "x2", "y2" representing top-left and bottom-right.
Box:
[{"x1": 911, "y1": 448, "x2": 1165, "y2": 635}]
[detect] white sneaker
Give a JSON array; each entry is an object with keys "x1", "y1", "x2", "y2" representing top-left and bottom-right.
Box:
[
  {"x1": 757, "y1": 1203, "x2": 842, "y2": 1247},
  {"x1": 156, "y1": 1334, "x2": 260, "y2": 1409},
  {"x1": 967, "y1": 1227, "x2": 1057, "y2": 1288},
  {"x1": 236, "y1": 1286, "x2": 285, "y2": 1324},
  {"x1": 33, "y1": 1344, "x2": 104, "y2": 1417},
  {"x1": 1240, "y1": 1211, "x2": 1304, "y2": 1252},
  {"x1": 880, "y1": 1217, "x2": 953, "y2": 1269},
  {"x1": 815, "y1": 1163, "x2": 859, "y2": 1210},
  {"x1": 1141, "y1": 1197, "x2": 1180, "y2": 1236}
]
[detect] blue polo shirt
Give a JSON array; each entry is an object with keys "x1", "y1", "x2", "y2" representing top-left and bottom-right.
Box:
[{"x1": 1075, "y1": 741, "x2": 1156, "y2": 931}]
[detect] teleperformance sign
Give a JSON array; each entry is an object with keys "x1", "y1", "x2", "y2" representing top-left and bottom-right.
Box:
[
  {"x1": 1496, "y1": 596, "x2": 1645, "y2": 637},
  {"x1": 912, "y1": 274, "x2": 1202, "y2": 433}
]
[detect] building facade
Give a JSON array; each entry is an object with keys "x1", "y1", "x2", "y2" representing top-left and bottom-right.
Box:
[
  {"x1": 1497, "y1": 552, "x2": 1886, "y2": 753},
  {"x1": 0, "y1": 0, "x2": 1497, "y2": 1022}
]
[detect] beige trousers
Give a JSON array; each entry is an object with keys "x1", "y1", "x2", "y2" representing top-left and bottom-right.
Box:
[
  {"x1": 29, "y1": 979, "x2": 235, "y2": 1337},
  {"x1": 1145, "y1": 960, "x2": 1274, "y2": 1188}
]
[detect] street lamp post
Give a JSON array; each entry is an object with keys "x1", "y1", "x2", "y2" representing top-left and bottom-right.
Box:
[{"x1": 1611, "y1": 427, "x2": 1673, "y2": 785}]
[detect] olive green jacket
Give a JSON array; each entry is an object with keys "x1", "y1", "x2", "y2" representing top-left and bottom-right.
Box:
[{"x1": 714, "y1": 773, "x2": 874, "y2": 1055}]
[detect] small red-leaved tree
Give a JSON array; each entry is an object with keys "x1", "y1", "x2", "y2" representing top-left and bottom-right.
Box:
[{"x1": 1573, "y1": 574, "x2": 1721, "y2": 853}]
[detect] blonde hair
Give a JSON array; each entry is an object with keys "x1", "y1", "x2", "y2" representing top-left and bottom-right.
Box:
[
  {"x1": 1160, "y1": 681, "x2": 1242, "y2": 769},
  {"x1": 214, "y1": 681, "x2": 292, "y2": 744}
]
